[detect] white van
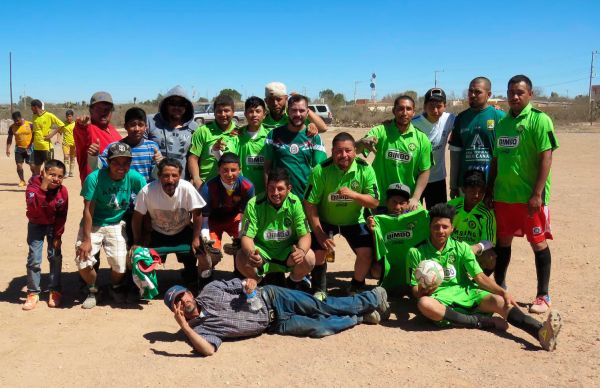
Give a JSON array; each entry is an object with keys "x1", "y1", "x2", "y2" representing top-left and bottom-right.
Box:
[{"x1": 308, "y1": 104, "x2": 333, "y2": 124}]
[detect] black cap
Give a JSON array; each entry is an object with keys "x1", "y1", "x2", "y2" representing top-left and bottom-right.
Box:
[{"x1": 424, "y1": 88, "x2": 446, "y2": 104}]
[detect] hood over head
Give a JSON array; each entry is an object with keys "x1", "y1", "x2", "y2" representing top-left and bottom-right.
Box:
[{"x1": 158, "y1": 85, "x2": 194, "y2": 124}]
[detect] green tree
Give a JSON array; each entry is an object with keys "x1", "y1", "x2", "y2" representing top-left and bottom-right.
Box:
[
  {"x1": 331, "y1": 93, "x2": 346, "y2": 106},
  {"x1": 319, "y1": 89, "x2": 335, "y2": 102},
  {"x1": 218, "y1": 88, "x2": 242, "y2": 101}
]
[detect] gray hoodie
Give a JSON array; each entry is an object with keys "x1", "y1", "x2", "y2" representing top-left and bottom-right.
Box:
[{"x1": 146, "y1": 85, "x2": 197, "y2": 176}]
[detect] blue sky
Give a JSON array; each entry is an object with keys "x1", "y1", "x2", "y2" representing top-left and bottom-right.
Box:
[{"x1": 1, "y1": 0, "x2": 598, "y2": 104}]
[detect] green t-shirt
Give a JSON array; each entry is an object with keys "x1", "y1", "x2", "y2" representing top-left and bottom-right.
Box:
[
  {"x1": 81, "y1": 168, "x2": 147, "y2": 226},
  {"x1": 448, "y1": 106, "x2": 505, "y2": 185},
  {"x1": 365, "y1": 122, "x2": 433, "y2": 203},
  {"x1": 264, "y1": 125, "x2": 327, "y2": 199},
  {"x1": 238, "y1": 124, "x2": 269, "y2": 194},
  {"x1": 493, "y1": 104, "x2": 559, "y2": 204},
  {"x1": 262, "y1": 112, "x2": 310, "y2": 131},
  {"x1": 241, "y1": 192, "x2": 309, "y2": 262},
  {"x1": 189, "y1": 121, "x2": 239, "y2": 182},
  {"x1": 372, "y1": 208, "x2": 429, "y2": 289},
  {"x1": 408, "y1": 237, "x2": 482, "y2": 289},
  {"x1": 305, "y1": 157, "x2": 378, "y2": 225},
  {"x1": 448, "y1": 197, "x2": 496, "y2": 246}
]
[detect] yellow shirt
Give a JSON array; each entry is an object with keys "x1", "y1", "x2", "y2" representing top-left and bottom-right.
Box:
[
  {"x1": 10, "y1": 121, "x2": 33, "y2": 148},
  {"x1": 32, "y1": 111, "x2": 64, "y2": 151},
  {"x1": 60, "y1": 121, "x2": 75, "y2": 146}
]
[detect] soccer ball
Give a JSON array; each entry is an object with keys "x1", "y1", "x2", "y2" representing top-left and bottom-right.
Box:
[{"x1": 415, "y1": 260, "x2": 445, "y2": 289}]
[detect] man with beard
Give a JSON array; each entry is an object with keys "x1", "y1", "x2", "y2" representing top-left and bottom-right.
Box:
[
  {"x1": 449, "y1": 77, "x2": 505, "y2": 198},
  {"x1": 146, "y1": 86, "x2": 197, "y2": 178},
  {"x1": 304, "y1": 132, "x2": 379, "y2": 298},
  {"x1": 74, "y1": 92, "x2": 122, "y2": 184},
  {"x1": 132, "y1": 158, "x2": 206, "y2": 291},
  {"x1": 263, "y1": 95, "x2": 327, "y2": 199},
  {"x1": 357, "y1": 95, "x2": 432, "y2": 211}
]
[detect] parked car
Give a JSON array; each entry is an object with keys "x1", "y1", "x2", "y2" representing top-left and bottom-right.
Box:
[
  {"x1": 193, "y1": 103, "x2": 245, "y2": 126},
  {"x1": 308, "y1": 104, "x2": 333, "y2": 124}
]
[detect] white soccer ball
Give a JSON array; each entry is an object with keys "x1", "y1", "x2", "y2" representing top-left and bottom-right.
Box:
[{"x1": 415, "y1": 260, "x2": 445, "y2": 289}]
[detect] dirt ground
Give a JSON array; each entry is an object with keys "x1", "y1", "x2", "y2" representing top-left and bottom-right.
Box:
[{"x1": 0, "y1": 127, "x2": 599, "y2": 387}]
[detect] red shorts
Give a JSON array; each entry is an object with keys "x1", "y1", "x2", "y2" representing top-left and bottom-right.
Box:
[
  {"x1": 495, "y1": 202, "x2": 553, "y2": 244},
  {"x1": 208, "y1": 214, "x2": 241, "y2": 249}
]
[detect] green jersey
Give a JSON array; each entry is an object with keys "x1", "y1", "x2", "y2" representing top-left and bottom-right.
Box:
[
  {"x1": 262, "y1": 112, "x2": 310, "y2": 130},
  {"x1": 372, "y1": 208, "x2": 429, "y2": 289},
  {"x1": 264, "y1": 125, "x2": 327, "y2": 199},
  {"x1": 365, "y1": 122, "x2": 432, "y2": 203},
  {"x1": 493, "y1": 104, "x2": 559, "y2": 204},
  {"x1": 81, "y1": 169, "x2": 147, "y2": 226},
  {"x1": 448, "y1": 106, "x2": 505, "y2": 185},
  {"x1": 408, "y1": 237, "x2": 482, "y2": 289},
  {"x1": 448, "y1": 197, "x2": 496, "y2": 246},
  {"x1": 241, "y1": 192, "x2": 309, "y2": 262},
  {"x1": 238, "y1": 124, "x2": 269, "y2": 194},
  {"x1": 189, "y1": 121, "x2": 239, "y2": 182},
  {"x1": 305, "y1": 158, "x2": 379, "y2": 225}
]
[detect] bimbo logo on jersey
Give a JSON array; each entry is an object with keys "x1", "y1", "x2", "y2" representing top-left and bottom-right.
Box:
[
  {"x1": 329, "y1": 193, "x2": 352, "y2": 202},
  {"x1": 498, "y1": 136, "x2": 519, "y2": 148},
  {"x1": 263, "y1": 228, "x2": 291, "y2": 241},
  {"x1": 385, "y1": 149, "x2": 412, "y2": 163},
  {"x1": 385, "y1": 230, "x2": 413, "y2": 241},
  {"x1": 246, "y1": 155, "x2": 264, "y2": 165}
]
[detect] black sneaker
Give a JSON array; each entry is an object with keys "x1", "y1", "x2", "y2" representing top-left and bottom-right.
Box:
[{"x1": 109, "y1": 285, "x2": 127, "y2": 304}]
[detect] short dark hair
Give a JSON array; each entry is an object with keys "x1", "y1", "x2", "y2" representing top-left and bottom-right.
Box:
[
  {"x1": 30, "y1": 99, "x2": 43, "y2": 108},
  {"x1": 470, "y1": 76, "x2": 492, "y2": 91},
  {"x1": 157, "y1": 158, "x2": 183, "y2": 175},
  {"x1": 11, "y1": 111, "x2": 22, "y2": 121},
  {"x1": 213, "y1": 94, "x2": 235, "y2": 110},
  {"x1": 124, "y1": 107, "x2": 147, "y2": 125},
  {"x1": 508, "y1": 75, "x2": 532, "y2": 91},
  {"x1": 429, "y1": 203, "x2": 456, "y2": 223},
  {"x1": 267, "y1": 167, "x2": 290, "y2": 186},
  {"x1": 65, "y1": 109, "x2": 74, "y2": 116},
  {"x1": 332, "y1": 132, "x2": 356, "y2": 148},
  {"x1": 218, "y1": 152, "x2": 240, "y2": 167},
  {"x1": 463, "y1": 169, "x2": 486, "y2": 188},
  {"x1": 287, "y1": 94, "x2": 309, "y2": 107},
  {"x1": 245, "y1": 96, "x2": 266, "y2": 111},
  {"x1": 44, "y1": 159, "x2": 66, "y2": 174},
  {"x1": 393, "y1": 95, "x2": 415, "y2": 109}
]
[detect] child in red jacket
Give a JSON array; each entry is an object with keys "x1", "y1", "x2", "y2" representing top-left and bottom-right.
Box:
[{"x1": 23, "y1": 159, "x2": 69, "y2": 310}]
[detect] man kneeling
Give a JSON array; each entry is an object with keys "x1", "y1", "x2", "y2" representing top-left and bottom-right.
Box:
[
  {"x1": 164, "y1": 279, "x2": 390, "y2": 356},
  {"x1": 408, "y1": 203, "x2": 562, "y2": 351}
]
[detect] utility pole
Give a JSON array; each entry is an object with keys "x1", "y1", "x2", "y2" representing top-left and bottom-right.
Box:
[
  {"x1": 9, "y1": 52, "x2": 14, "y2": 114},
  {"x1": 434, "y1": 69, "x2": 444, "y2": 87},
  {"x1": 589, "y1": 51, "x2": 599, "y2": 125},
  {"x1": 354, "y1": 81, "x2": 362, "y2": 104}
]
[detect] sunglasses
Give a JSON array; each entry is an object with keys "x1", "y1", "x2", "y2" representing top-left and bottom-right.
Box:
[{"x1": 168, "y1": 100, "x2": 187, "y2": 107}]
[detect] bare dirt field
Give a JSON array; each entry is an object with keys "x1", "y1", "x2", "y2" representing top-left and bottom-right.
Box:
[{"x1": 0, "y1": 127, "x2": 599, "y2": 387}]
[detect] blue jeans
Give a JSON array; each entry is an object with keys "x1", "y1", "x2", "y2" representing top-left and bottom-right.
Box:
[
  {"x1": 262, "y1": 285, "x2": 380, "y2": 338},
  {"x1": 26, "y1": 222, "x2": 62, "y2": 293}
]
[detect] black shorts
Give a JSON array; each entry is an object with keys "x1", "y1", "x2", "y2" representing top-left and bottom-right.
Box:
[
  {"x1": 14, "y1": 147, "x2": 30, "y2": 164},
  {"x1": 310, "y1": 221, "x2": 373, "y2": 252},
  {"x1": 421, "y1": 179, "x2": 447, "y2": 210},
  {"x1": 33, "y1": 150, "x2": 50, "y2": 166}
]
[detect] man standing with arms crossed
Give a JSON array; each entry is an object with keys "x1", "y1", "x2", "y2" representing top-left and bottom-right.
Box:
[
  {"x1": 487, "y1": 75, "x2": 558, "y2": 314},
  {"x1": 449, "y1": 77, "x2": 505, "y2": 198}
]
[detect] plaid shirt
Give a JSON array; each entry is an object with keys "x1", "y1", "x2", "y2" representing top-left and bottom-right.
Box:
[{"x1": 190, "y1": 278, "x2": 269, "y2": 350}]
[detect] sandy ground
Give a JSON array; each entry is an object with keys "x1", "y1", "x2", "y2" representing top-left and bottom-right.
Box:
[{"x1": 0, "y1": 127, "x2": 599, "y2": 387}]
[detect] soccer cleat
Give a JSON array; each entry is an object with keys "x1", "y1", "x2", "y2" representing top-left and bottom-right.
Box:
[
  {"x1": 223, "y1": 238, "x2": 241, "y2": 256},
  {"x1": 529, "y1": 295, "x2": 551, "y2": 314},
  {"x1": 18, "y1": 180, "x2": 26, "y2": 188},
  {"x1": 538, "y1": 310, "x2": 562, "y2": 351},
  {"x1": 371, "y1": 286, "x2": 391, "y2": 321},
  {"x1": 48, "y1": 291, "x2": 62, "y2": 308},
  {"x1": 313, "y1": 291, "x2": 327, "y2": 302},
  {"x1": 22, "y1": 293, "x2": 39, "y2": 311},
  {"x1": 82, "y1": 292, "x2": 97, "y2": 309},
  {"x1": 286, "y1": 275, "x2": 312, "y2": 293}
]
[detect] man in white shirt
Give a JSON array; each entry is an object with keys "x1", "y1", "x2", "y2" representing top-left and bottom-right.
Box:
[
  {"x1": 412, "y1": 88, "x2": 455, "y2": 209},
  {"x1": 132, "y1": 158, "x2": 206, "y2": 290}
]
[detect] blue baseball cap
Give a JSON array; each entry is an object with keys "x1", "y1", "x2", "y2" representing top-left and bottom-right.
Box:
[{"x1": 164, "y1": 285, "x2": 188, "y2": 311}]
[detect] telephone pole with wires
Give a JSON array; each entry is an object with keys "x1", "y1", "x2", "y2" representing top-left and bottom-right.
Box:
[{"x1": 589, "y1": 51, "x2": 599, "y2": 125}]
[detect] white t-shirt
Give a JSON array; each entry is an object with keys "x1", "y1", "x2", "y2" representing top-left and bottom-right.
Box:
[
  {"x1": 412, "y1": 111, "x2": 455, "y2": 182},
  {"x1": 134, "y1": 179, "x2": 206, "y2": 235}
]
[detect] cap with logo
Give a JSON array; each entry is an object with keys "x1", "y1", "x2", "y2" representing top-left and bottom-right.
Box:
[
  {"x1": 386, "y1": 183, "x2": 411, "y2": 199},
  {"x1": 107, "y1": 142, "x2": 132, "y2": 159},
  {"x1": 164, "y1": 285, "x2": 188, "y2": 311},
  {"x1": 265, "y1": 82, "x2": 287, "y2": 98},
  {"x1": 90, "y1": 91, "x2": 114, "y2": 106},
  {"x1": 424, "y1": 88, "x2": 446, "y2": 104}
]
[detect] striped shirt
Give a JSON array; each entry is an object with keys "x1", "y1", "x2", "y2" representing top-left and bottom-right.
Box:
[
  {"x1": 189, "y1": 278, "x2": 269, "y2": 350},
  {"x1": 99, "y1": 139, "x2": 161, "y2": 182}
]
